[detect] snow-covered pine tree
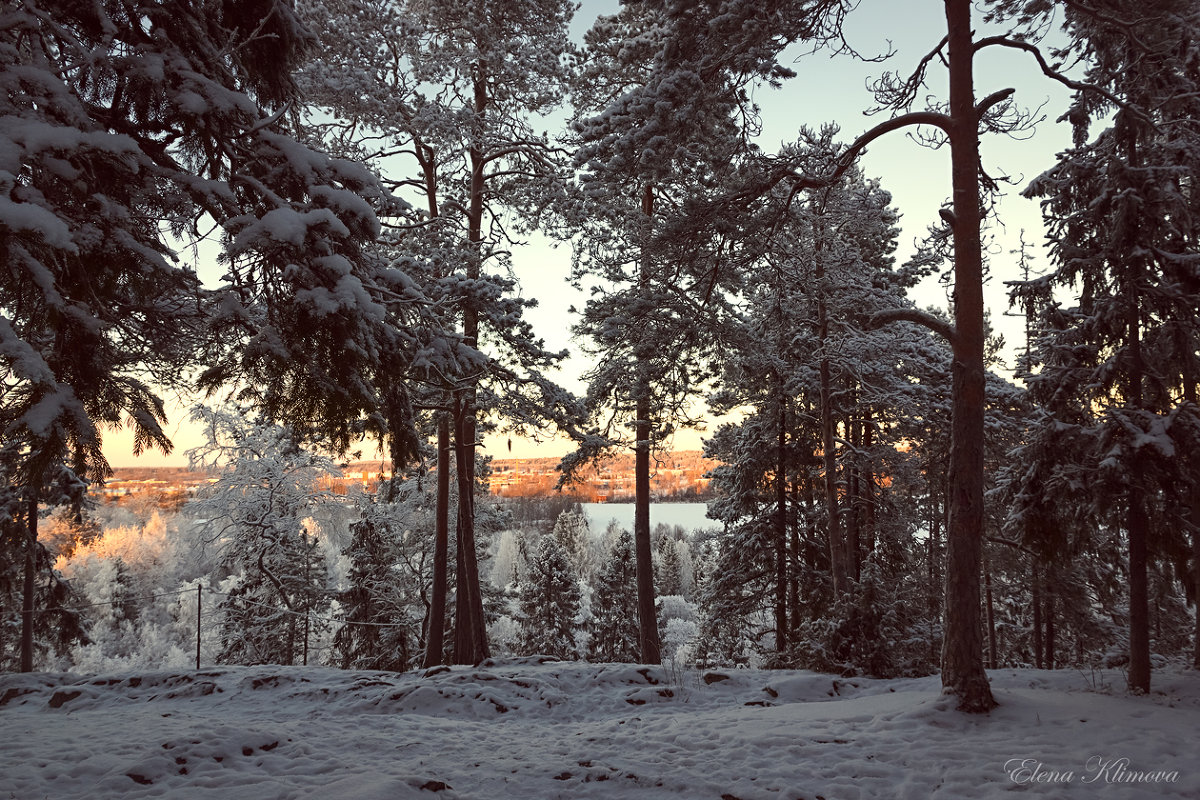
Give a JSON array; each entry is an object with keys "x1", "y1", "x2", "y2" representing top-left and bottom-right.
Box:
[
  {"x1": 332, "y1": 513, "x2": 412, "y2": 672},
  {"x1": 516, "y1": 535, "x2": 581, "y2": 661},
  {"x1": 654, "y1": 528, "x2": 684, "y2": 599},
  {"x1": 552, "y1": 507, "x2": 597, "y2": 582},
  {"x1": 587, "y1": 530, "x2": 640, "y2": 663},
  {"x1": 0, "y1": 446, "x2": 86, "y2": 670},
  {"x1": 1000, "y1": 0, "x2": 1200, "y2": 693},
  {"x1": 296, "y1": 0, "x2": 584, "y2": 666},
  {"x1": 562, "y1": 1, "x2": 760, "y2": 666},
  {"x1": 2, "y1": 0, "x2": 421, "y2": 669}
]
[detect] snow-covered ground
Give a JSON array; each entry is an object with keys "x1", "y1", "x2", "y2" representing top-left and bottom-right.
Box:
[{"x1": 2, "y1": 661, "x2": 1197, "y2": 799}]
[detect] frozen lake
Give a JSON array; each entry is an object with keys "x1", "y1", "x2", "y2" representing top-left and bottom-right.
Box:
[{"x1": 582, "y1": 502, "x2": 716, "y2": 535}]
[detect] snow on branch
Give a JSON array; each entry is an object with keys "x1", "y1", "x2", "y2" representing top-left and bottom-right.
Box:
[
  {"x1": 1060, "y1": 0, "x2": 1157, "y2": 54},
  {"x1": 784, "y1": 111, "x2": 954, "y2": 199},
  {"x1": 866, "y1": 308, "x2": 956, "y2": 344}
]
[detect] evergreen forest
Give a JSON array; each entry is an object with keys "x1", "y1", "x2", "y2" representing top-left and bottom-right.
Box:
[{"x1": 3, "y1": 0, "x2": 1199, "y2": 717}]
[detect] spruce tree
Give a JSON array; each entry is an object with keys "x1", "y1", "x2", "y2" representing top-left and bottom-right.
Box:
[
  {"x1": 1003, "y1": 0, "x2": 1200, "y2": 694},
  {"x1": 655, "y1": 530, "x2": 684, "y2": 598},
  {"x1": 516, "y1": 536, "x2": 581, "y2": 660},
  {"x1": 588, "y1": 530, "x2": 640, "y2": 663},
  {"x1": 552, "y1": 507, "x2": 595, "y2": 581},
  {"x1": 333, "y1": 514, "x2": 412, "y2": 672}
]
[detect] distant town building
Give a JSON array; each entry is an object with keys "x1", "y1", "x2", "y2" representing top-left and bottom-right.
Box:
[{"x1": 96, "y1": 453, "x2": 714, "y2": 503}]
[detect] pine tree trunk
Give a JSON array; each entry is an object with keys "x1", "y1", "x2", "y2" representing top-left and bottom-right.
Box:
[
  {"x1": 634, "y1": 393, "x2": 660, "y2": 664},
  {"x1": 1032, "y1": 562, "x2": 1043, "y2": 669},
  {"x1": 634, "y1": 183, "x2": 661, "y2": 665},
  {"x1": 789, "y1": 474, "x2": 802, "y2": 639},
  {"x1": 1128, "y1": 493, "x2": 1151, "y2": 691},
  {"x1": 787, "y1": 501, "x2": 796, "y2": 638},
  {"x1": 1186, "y1": 373, "x2": 1200, "y2": 671},
  {"x1": 984, "y1": 551, "x2": 996, "y2": 669},
  {"x1": 775, "y1": 395, "x2": 789, "y2": 654},
  {"x1": 1193, "y1": 515, "x2": 1200, "y2": 670},
  {"x1": 820, "y1": 356, "x2": 844, "y2": 593},
  {"x1": 450, "y1": 60, "x2": 491, "y2": 666},
  {"x1": 424, "y1": 414, "x2": 450, "y2": 668},
  {"x1": 847, "y1": 407, "x2": 861, "y2": 582},
  {"x1": 1044, "y1": 568, "x2": 1056, "y2": 670},
  {"x1": 863, "y1": 409, "x2": 876, "y2": 556},
  {"x1": 802, "y1": 468, "x2": 819, "y2": 577},
  {"x1": 1126, "y1": 301, "x2": 1151, "y2": 693},
  {"x1": 452, "y1": 396, "x2": 488, "y2": 664},
  {"x1": 418, "y1": 114, "x2": 447, "y2": 671},
  {"x1": 939, "y1": 0, "x2": 996, "y2": 712},
  {"x1": 928, "y1": 474, "x2": 941, "y2": 664},
  {"x1": 20, "y1": 494, "x2": 37, "y2": 673}
]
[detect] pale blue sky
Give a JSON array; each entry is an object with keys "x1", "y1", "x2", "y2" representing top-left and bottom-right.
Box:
[{"x1": 508, "y1": 0, "x2": 1075, "y2": 457}]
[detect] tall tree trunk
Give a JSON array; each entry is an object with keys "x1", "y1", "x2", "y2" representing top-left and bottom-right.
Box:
[
  {"x1": 802, "y1": 466, "x2": 819, "y2": 577},
  {"x1": 634, "y1": 391, "x2": 660, "y2": 663},
  {"x1": 927, "y1": 470, "x2": 941, "y2": 664},
  {"x1": 451, "y1": 60, "x2": 491, "y2": 665},
  {"x1": 789, "y1": 474, "x2": 802, "y2": 639},
  {"x1": 820, "y1": 357, "x2": 843, "y2": 593},
  {"x1": 20, "y1": 494, "x2": 37, "y2": 673},
  {"x1": 634, "y1": 182, "x2": 661, "y2": 665},
  {"x1": 424, "y1": 414, "x2": 450, "y2": 668},
  {"x1": 846, "y1": 405, "x2": 861, "y2": 582},
  {"x1": 1193, "y1": 509, "x2": 1200, "y2": 670},
  {"x1": 816, "y1": 228, "x2": 845, "y2": 594},
  {"x1": 1186, "y1": 369, "x2": 1200, "y2": 670},
  {"x1": 1126, "y1": 301, "x2": 1151, "y2": 693},
  {"x1": 1044, "y1": 574, "x2": 1056, "y2": 670},
  {"x1": 775, "y1": 394, "x2": 789, "y2": 654},
  {"x1": 984, "y1": 550, "x2": 996, "y2": 669},
  {"x1": 939, "y1": 0, "x2": 997, "y2": 712},
  {"x1": 862, "y1": 408, "x2": 876, "y2": 556},
  {"x1": 418, "y1": 124, "x2": 447, "y2": 671},
  {"x1": 1127, "y1": 493, "x2": 1151, "y2": 691},
  {"x1": 452, "y1": 396, "x2": 488, "y2": 664},
  {"x1": 1032, "y1": 562, "x2": 1043, "y2": 669}
]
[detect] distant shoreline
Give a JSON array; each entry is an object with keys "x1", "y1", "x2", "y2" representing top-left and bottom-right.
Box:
[{"x1": 100, "y1": 450, "x2": 719, "y2": 502}]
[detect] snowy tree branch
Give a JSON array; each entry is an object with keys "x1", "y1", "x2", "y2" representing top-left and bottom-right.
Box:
[
  {"x1": 708, "y1": 110, "x2": 956, "y2": 213},
  {"x1": 867, "y1": 308, "x2": 955, "y2": 344},
  {"x1": 241, "y1": 102, "x2": 292, "y2": 138},
  {"x1": 1060, "y1": 0, "x2": 1157, "y2": 53},
  {"x1": 258, "y1": 548, "x2": 297, "y2": 613},
  {"x1": 785, "y1": 111, "x2": 954, "y2": 196}
]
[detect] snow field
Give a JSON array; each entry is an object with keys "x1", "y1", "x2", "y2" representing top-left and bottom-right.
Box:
[{"x1": 1, "y1": 662, "x2": 1197, "y2": 800}]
